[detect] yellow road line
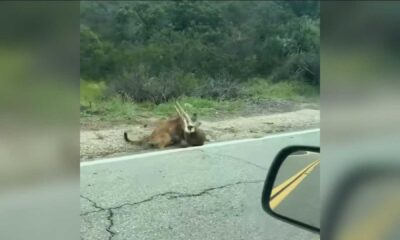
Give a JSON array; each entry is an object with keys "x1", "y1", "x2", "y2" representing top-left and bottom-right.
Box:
[
  {"x1": 270, "y1": 159, "x2": 320, "y2": 210},
  {"x1": 271, "y1": 159, "x2": 319, "y2": 197}
]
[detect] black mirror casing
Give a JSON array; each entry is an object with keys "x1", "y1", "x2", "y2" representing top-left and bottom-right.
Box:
[{"x1": 261, "y1": 145, "x2": 320, "y2": 234}]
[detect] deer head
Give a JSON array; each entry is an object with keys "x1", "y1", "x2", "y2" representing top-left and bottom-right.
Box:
[{"x1": 175, "y1": 101, "x2": 197, "y2": 133}]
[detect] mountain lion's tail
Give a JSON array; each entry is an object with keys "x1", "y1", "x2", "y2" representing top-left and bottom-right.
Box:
[{"x1": 124, "y1": 131, "x2": 143, "y2": 145}]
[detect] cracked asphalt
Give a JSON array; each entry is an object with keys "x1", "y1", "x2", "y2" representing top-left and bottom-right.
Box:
[{"x1": 81, "y1": 129, "x2": 320, "y2": 240}]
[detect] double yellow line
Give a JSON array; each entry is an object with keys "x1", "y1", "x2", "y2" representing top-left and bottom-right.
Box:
[{"x1": 270, "y1": 159, "x2": 320, "y2": 209}]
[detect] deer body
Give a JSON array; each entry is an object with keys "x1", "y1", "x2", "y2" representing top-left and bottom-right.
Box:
[
  {"x1": 175, "y1": 102, "x2": 206, "y2": 147},
  {"x1": 184, "y1": 127, "x2": 206, "y2": 146}
]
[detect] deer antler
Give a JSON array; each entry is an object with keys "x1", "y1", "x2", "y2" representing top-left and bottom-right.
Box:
[
  {"x1": 175, "y1": 101, "x2": 195, "y2": 133},
  {"x1": 175, "y1": 101, "x2": 188, "y2": 127},
  {"x1": 174, "y1": 102, "x2": 184, "y2": 120},
  {"x1": 176, "y1": 101, "x2": 192, "y2": 124}
]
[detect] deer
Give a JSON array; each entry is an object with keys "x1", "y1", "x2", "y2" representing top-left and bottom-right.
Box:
[
  {"x1": 174, "y1": 101, "x2": 207, "y2": 147},
  {"x1": 124, "y1": 101, "x2": 206, "y2": 149}
]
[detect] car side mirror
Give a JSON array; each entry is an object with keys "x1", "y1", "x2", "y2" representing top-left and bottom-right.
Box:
[{"x1": 262, "y1": 146, "x2": 320, "y2": 233}]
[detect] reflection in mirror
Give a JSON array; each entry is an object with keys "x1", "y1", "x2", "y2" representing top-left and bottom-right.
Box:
[{"x1": 270, "y1": 150, "x2": 320, "y2": 228}]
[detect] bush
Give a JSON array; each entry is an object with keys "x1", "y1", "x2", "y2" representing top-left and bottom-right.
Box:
[
  {"x1": 109, "y1": 68, "x2": 189, "y2": 104},
  {"x1": 272, "y1": 52, "x2": 320, "y2": 85},
  {"x1": 80, "y1": 80, "x2": 106, "y2": 106},
  {"x1": 109, "y1": 68, "x2": 240, "y2": 104},
  {"x1": 197, "y1": 73, "x2": 240, "y2": 101}
]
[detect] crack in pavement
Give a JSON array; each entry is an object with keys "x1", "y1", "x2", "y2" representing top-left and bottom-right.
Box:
[
  {"x1": 81, "y1": 195, "x2": 115, "y2": 240},
  {"x1": 166, "y1": 180, "x2": 264, "y2": 199},
  {"x1": 80, "y1": 195, "x2": 105, "y2": 216},
  {"x1": 106, "y1": 209, "x2": 116, "y2": 240},
  {"x1": 81, "y1": 180, "x2": 264, "y2": 239},
  {"x1": 81, "y1": 194, "x2": 105, "y2": 211}
]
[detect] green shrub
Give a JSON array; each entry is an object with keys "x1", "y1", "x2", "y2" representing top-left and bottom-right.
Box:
[
  {"x1": 80, "y1": 80, "x2": 106, "y2": 106},
  {"x1": 240, "y1": 78, "x2": 319, "y2": 101}
]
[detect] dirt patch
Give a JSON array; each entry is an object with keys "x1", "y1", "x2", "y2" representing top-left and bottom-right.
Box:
[{"x1": 80, "y1": 108, "x2": 320, "y2": 161}]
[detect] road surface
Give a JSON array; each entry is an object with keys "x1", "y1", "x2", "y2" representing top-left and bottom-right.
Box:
[{"x1": 81, "y1": 129, "x2": 320, "y2": 240}]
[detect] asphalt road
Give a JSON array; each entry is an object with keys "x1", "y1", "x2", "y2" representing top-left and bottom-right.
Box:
[{"x1": 81, "y1": 129, "x2": 320, "y2": 240}]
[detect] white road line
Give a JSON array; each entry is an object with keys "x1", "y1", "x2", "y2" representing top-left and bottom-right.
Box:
[{"x1": 81, "y1": 128, "x2": 320, "y2": 167}]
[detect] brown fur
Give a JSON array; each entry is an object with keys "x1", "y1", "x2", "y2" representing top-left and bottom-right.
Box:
[
  {"x1": 124, "y1": 101, "x2": 207, "y2": 149},
  {"x1": 124, "y1": 116, "x2": 185, "y2": 149}
]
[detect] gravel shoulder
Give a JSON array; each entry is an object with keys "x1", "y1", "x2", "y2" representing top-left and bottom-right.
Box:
[{"x1": 80, "y1": 108, "x2": 320, "y2": 161}]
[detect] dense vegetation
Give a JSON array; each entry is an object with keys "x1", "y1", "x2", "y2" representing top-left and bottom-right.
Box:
[
  {"x1": 80, "y1": 1, "x2": 319, "y2": 122},
  {"x1": 81, "y1": 1, "x2": 319, "y2": 104}
]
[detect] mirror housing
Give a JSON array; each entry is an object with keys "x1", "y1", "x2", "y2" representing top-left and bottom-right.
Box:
[{"x1": 262, "y1": 145, "x2": 320, "y2": 233}]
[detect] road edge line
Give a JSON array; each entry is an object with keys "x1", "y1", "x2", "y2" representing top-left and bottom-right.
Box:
[{"x1": 81, "y1": 128, "x2": 320, "y2": 167}]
